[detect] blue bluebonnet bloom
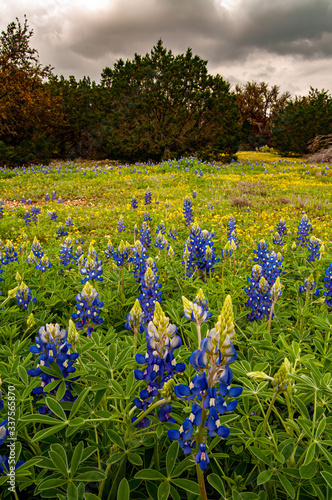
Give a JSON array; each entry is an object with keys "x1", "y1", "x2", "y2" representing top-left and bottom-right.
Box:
[
  {"x1": 132, "y1": 303, "x2": 184, "y2": 428},
  {"x1": 56, "y1": 225, "x2": 68, "y2": 238},
  {"x1": 276, "y1": 218, "x2": 287, "y2": 236},
  {"x1": 192, "y1": 191, "x2": 197, "y2": 199},
  {"x1": 125, "y1": 299, "x2": 145, "y2": 348},
  {"x1": 36, "y1": 255, "x2": 52, "y2": 272},
  {"x1": 117, "y1": 215, "x2": 125, "y2": 232},
  {"x1": 27, "y1": 250, "x2": 38, "y2": 266},
  {"x1": 74, "y1": 245, "x2": 84, "y2": 264},
  {"x1": 32, "y1": 236, "x2": 43, "y2": 259},
  {"x1": 0, "y1": 200, "x2": 3, "y2": 219},
  {"x1": 138, "y1": 264, "x2": 162, "y2": 324},
  {"x1": 23, "y1": 210, "x2": 31, "y2": 225},
  {"x1": 58, "y1": 197, "x2": 63, "y2": 203},
  {"x1": 227, "y1": 216, "x2": 239, "y2": 249},
  {"x1": 27, "y1": 323, "x2": 79, "y2": 414},
  {"x1": 273, "y1": 232, "x2": 283, "y2": 246},
  {"x1": 0, "y1": 456, "x2": 25, "y2": 476},
  {"x1": 48, "y1": 210, "x2": 57, "y2": 221},
  {"x1": 299, "y1": 274, "x2": 320, "y2": 296},
  {"x1": 2, "y1": 240, "x2": 18, "y2": 264},
  {"x1": 323, "y1": 263, "x2": 332, "y2": 309},
  {"x1": 245, "y1": 265, "x2": 272, "y2": 321},
  {"x1": 169, "y1": 295, "x2": 241, "y2": 470},
  {"x1": 75, "y1": 237, "x2": 84, "y2": 245},
  {"x1": 113, "y1": 240, "x2": 130, "y2": 269},
  {"x1": 183, "y1": 196, "x2": 194, "y2": 226},
  {"x1": 164, "y1": 200, "x2": 170, "y2": 209},
  {"x1": 31, "y1": 206, "x2": 40, "y2": 222},
  {"x1": 307, "y1": 236, "x2": 321, "y2": 262},
  {"x1": 16, "y1": 282, "x2": 36, "y2": 310},
  {"x1": 131, "y1": 196, "x2": 138, "y2": 209},
  {"x1": 253, "y1": 239, "x2": 269, "y2": 268},
  {"x1": 45, "y1": 193, "x2": 50, "y2": 201},
  {"x1": 182, "y1": 223, "x2": 218, "y2": 279},
  {"x1": 80, "y1": 243, "x2": 103, "y2": 284},
  {"x1": 26, "y1": 199, "x2": 32, "y2": 205},
  {"x1": 297, "y1": 214, "x2": 313, "y2": 247},
  {"x1": 145, "y1": 187, "x2": 152, "y2": 205},
  {"x1": 59, "y1": 237, "x2": 73, "y2": 268},
  {"x1": 21, "y1": 196, "x2": 26, "y2": 203},
  {"x1": 130, "y1": 241, "x2": 148, "y2": 283},
  {"x1": 156, "y1": 221, "x2": 166, "y2": 234},
  {"x1": 155, "y1": 232, "x2": 169, "y2": 250},
  {"x1": 168, "y1": 226, "x2": 178, "y2": 240},
  {"x1": 72, "y1": 282, "x2": 104, "y2": 337},
  {"x1": 140, "y1": 221, "x2": 151, "y2": 249},
  {"x1": 65, "y1": 216, "x2": 74, "y2": 227},
  {"x1": 143, "y1": 212, "x2": 152, "y2": 222},
  {"x1": 182, "y1": 289, "x2": 212, "y2": 345},
  {"x1": 52, "y1": 191, "x2": 56, "y2": 201},
  {"x1": 104, "y1": 240, "x2": 114, "y2": 260}
]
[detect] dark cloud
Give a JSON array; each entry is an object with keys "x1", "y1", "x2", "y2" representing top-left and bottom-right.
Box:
[{"x1": 0, "y1": 0, "x2": 331, "y2": 95}]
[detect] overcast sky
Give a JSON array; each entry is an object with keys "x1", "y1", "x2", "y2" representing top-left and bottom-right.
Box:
[{"x1": 1, "y1": 0, "x2": 331, "y2": 96}]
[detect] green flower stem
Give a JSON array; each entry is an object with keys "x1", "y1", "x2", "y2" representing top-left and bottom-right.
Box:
[
  {"x1": 128, "y1": 397, "x2": 170, "y2": 420},
  {"x1": 196, "y1": 322, "x2": 202, "y2": 347},
  {"x1": 254, "y1": 393, "x2": 277, "y2": 449},
  {"x1": 196, "y1": 408, "x2": 208, "y2": 500},
  {"x1": 267, "y1": 299, "x2": 276, "y2": 336},
  {"x1": 299, "y1": 287, "x2": 310, "y2": 338},
  {"x1": 261, "y1": 391, "x2": 278, "y2": 438}
]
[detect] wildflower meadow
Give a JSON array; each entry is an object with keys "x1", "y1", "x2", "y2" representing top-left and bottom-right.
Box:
[{"x1": 1, "y1": 152, "x2": 332, "y2": 500}]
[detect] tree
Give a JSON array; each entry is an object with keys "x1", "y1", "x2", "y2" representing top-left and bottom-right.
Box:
[
  {"x1": 235, "y1": 81, "x2": 290, "y2": 149},
  {"x1": 272, "y1": 88, "x2": 332, "y2": 156},
  {"x1": 0, "y1": 16, "x2": 60, "y2": 165},
  {"x1": 101, "y1": 40, "x2": 241, "y2": 161}
]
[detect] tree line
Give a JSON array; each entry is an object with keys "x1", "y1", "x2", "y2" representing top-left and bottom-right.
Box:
[{"x1": 0, "y1": 17, "x2": 331, "y2": 166}]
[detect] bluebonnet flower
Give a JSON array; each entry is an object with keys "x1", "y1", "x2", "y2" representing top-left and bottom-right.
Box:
[
  {"x1": 130, "y1": 241, "x2": 148, "y2": 283},
  {"x1": 59, "y1": 237, "x2": 73, "y2": 268},
  {"x1": 132, "y1": 303, "x2": 184, "y2": 428},
  {"x1": 133, "y1": 224, "x2": 139, "y2": 242},
  {"x1": 104, "y1": 240, "x2": 114, "y2": 260},
  {"x1": 72, "y1": 282, "x2": 104, "y2": 337},
  {"x1": 80, "y1": 243, "x2": 103, "y2": 284},
  {"x1": 23, "y1": 210, "x2": 31, "y2": 225},
  {"x1": 0, "y1": 456, "x2": 25, "y2": 476},
  {"x1": 323, "y1": 263, "x2": 332, "y2": 309},
  {"x1": 139, "y1": 264, "x2": 162, "y2": 325},
  {"x1": 245, "y1": 261, "x2": 282, "y2": 321},
  {"x1": 169, "y1": 295, "x2": 241, "y2": 470},
  {"x1": 21, "y1": 196, "x2": 26, "y2": 203},
  {"x1": 273, "y1": 232, "x2": 283, "y2": 246},
  {"x1": 27, "y1": 323, "x2": 79, "y2": 414},
  {"x1": 276, "y1": 218, "x2": 287, "y2": 236},
  {"x1": 145, "y1": 187, "x2": 152, "y2": 205},
  {"x1": 208, "y1": 204, "x2": 213, "y2": 210},
  {"x1": 156, "y1": 221, "x2": 166, "y2": 235},
  {"x1": 0, "y1": 200, "x2": 3, "y2": 219},
  {"x1": 131, "y1": 196, "x2": 138, "y2": 209},
  {"x1": 2, "y1": 240, "x2": 18, "y2": 264},
  {"x1": 155, "y1": 232, "x2": 169, "y2": 250},
  {"x1": 183, "y1": 196, "x2": 194, "y2": 226},
  {"x1": 74, "y1": 245, "x2": 84, "y2": 264},
  {"x1": 182, "y1": 289, "x2": 212, "y2": 345},
  {"x1": 299, "y1": 274, "x2": 320, "y2": 296},
  {"x1": 192, "y1": 191, "x2": 197, "y2": 199},
  {"x1": 31, "y1": 206, "x2": 40, "y2": 222},
  {"x1": 297, "y1": 214, "x2": 313, "y2": 247},
  {"x1": 168, "y1": 226, "x2": 178, "y2": 240},
  {"x1": 36, "y1": 255, "x2": 52, "y2": 272},
  {"x1": 125, "y1": 299, "x2": 145, "y2": 348},
  {"x1": 168, "y1": 246, "x2": 175, "y2": 258},
  {"x1": 117, "y1": 215, "x2": 125, "y2": 232},
  {"x1": 75, "y1": 237, "x2": 84, "y2": 245},
  {"x1": 15, "y1": 282, "x2": 36, "y2": 310},
  {"x1": 246, "y1": 206, "x2": 251, "y2": 213},
  {"x1": 0, "y1": 419, "x2": 9, "y2": 445},
  {"x1": 140, "y1": 221, "x2": 151, "y2": 249},
  {"x1": 182, "y1": 223, "x2": 218, "y2": 279},
  {"x1": 227, "y1": 215, "x2": 236, "y2": 238},
  {"x1": 253, "y1": 239, "x2": 269, "y2": 267},
  {"x1": 45, "y1": 193, "x2": 50, "y2": 201},
  {"x1": 165, "y1": 200, "x2": 170, "y2": 209},
  {"x1": 26, "y1": 198, "x2": 32, "y2": 205},
  {"x1": 307, "y1": 236, "x2": 321, "y2": 262},
  {"x1": 52, "y1": 191, "x2": 56, "y2": 201},
  {"x1": 48, "y1": 210, "x2": 57, "y2": 221},
  {"x1": 65, "y1": 216, "x2": 74, "y2": 227},
  {"x1": 27, "y1": 250, "x2": 38, "y2": 266},
  {"x1": 32, "y1": 236, "x2": 43, "y2": 259},
  {"x1": 56, "y1": 225, "x2": 68, "y2": 238},
  {"x1": 113, "y1": 240, "x2": 130, "y2": 269},
  {"x1": 58, "y1": 197, "x2": 63, "y2": 203},
  {"x1": 143, "y1": 212, "x2": 152, "y2": 222}
]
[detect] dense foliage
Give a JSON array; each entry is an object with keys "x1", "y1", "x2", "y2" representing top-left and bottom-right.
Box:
[{"x1": 1, "y1": 153, "x2": 332, "y2": 499}]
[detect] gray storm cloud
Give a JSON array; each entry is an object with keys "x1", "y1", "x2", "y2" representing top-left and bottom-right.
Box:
[{"x1": 0, "y1": 0, "x2": 331, "y2": 94}]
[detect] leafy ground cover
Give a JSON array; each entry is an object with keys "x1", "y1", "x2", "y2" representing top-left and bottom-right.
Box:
[{"x1": 1, "y1": 152, "x2": 332, "y2": 499}]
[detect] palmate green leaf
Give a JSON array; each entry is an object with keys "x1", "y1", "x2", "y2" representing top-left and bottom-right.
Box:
[
  {"x1": 45, "y1": 397, "x2": 67, "y2": 420},
  {"x1": 158, "y1": 480, "x2": 170, "y2": 500},
  {"x1": 71, "y1": 441, "x2": 84, "y2": 477},
  {"x1": 171, "y1": 478, "x2": 200, "y2": 495},
  {"x1": 117, "y1": 478, "x2": 130, "y2": 500},
  {"x1": 166, "y1": 441, "x2": 179, "y2": 476},
  {"x1": 257, "y1": 469, "x2": 273, "y2": 485},
  {"x1": 277, "y1": 472, "x2": 295, "y2": 499},
  {"x1": 135, "y1": 469, "x2": 167, "y2": 481},
  {"x1": 207, "y1": 473, "x2": 226, "y2": 497},
  {"x1": 32, "y1": 423, "x2": 67, "y2": 442},
  {"x1": 49, "y1": 451, "x2": 68, "y2": 477}
]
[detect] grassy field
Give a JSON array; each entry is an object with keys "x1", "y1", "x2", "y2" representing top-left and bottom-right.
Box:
[{"x1": 0, "y1": 152, "x2": 332, "y2": 500}]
